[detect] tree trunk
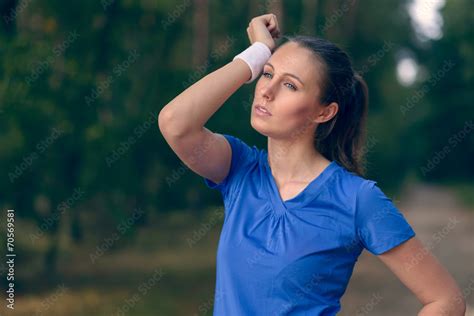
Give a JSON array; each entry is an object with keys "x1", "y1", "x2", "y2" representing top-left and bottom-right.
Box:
[
  {"x1": 267, "y1": 0, "x2": 284, "y2": 32},
  {"x1": 302, "y1": 0, "x2": 318, "y2": 35},
  {"x1": 192, "y1": 0, "x2": 209, "y2": 68}
]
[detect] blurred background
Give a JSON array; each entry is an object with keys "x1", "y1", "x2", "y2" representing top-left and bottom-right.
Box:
[{"x1": 0, "y1": 0, "x2": 473, "y2": 315}]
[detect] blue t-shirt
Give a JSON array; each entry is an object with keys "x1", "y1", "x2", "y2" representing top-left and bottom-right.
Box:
[{"x1": 202, "y1": 134, "x2": 416, "y2": 315}]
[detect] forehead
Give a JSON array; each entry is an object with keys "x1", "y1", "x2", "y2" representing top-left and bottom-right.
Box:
[{"x1": 268, "y1": 42, "x2": 323, "y2": 86}]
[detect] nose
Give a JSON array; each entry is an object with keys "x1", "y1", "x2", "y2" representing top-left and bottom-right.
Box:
[{"x1": 259, "y1": 79, "x2": 277, "y2": 102}]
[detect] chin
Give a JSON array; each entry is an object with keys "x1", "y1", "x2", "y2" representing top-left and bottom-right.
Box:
[{"x1": 250, "y1": 116, "x2": 272, "y2": 137}]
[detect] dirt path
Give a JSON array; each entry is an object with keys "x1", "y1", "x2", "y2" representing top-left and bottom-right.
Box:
[{"x1": 340, "y1": 182, "x2": 474, "y2": 315}]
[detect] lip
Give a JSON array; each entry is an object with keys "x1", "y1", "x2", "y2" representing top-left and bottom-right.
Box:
[{"x1": 254, "y1": 104, "x2": 272, "y2": 116}]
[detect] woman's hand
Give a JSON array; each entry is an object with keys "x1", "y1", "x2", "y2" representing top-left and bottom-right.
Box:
[{"x1": 246, "y1": 13, "x2": 281, "y2": 52}]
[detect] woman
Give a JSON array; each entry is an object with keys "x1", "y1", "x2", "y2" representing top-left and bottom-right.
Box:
[{"x1": 158, "y1": 13, "x2": 465, "y2": 316}]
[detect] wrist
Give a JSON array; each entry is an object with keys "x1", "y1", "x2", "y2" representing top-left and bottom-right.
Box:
[{"x1": 233, "y1": 42, "x2": 272, "y2": 84}]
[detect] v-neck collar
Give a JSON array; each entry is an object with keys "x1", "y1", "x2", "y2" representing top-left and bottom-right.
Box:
[{"x1": 262, "y1": 151, "x2": 339, "y2": 216}]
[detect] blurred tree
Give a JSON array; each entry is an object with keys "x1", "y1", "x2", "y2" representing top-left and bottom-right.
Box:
[
  {"x1": 0, "y1": 0, "x2": 472, "y2": 278},
  {"x1": 413, "y1": 0, "x2": 474, "y2": 182},
  {"x1": 192, "y1": 0, "x2": 209, "y2": 67}
]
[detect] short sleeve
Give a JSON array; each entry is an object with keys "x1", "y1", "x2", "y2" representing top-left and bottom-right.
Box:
[
  {"x1": 202, "y1": 134, "x2": 259, "y2": 198},
  {"x1": 355, "y1": 180, "x2": 416, "y2": 255}
]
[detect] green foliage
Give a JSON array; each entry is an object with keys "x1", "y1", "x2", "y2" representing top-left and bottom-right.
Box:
[{"x1": 0, "y1": 0, "x2": 472, "y2": 250}]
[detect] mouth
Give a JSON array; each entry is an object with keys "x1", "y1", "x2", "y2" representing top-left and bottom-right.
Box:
[{"x1": 254, "y1": 104, "x2": 272, "y2": 116}]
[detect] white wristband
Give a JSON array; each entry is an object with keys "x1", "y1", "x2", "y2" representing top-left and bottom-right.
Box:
[{"x1": 233, "y1": 42, "x2": 272, "y2": 84}]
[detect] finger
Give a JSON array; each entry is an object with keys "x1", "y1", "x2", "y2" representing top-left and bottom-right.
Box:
[
  {"x1": 270, "y1": 29, "x2": 280, "y2": 38},
  {"x1": 269, "y1": 14, "x2": 278, "y2": 30},
  {"x1": 262, "y1": 13, "x2": 276, "y2": 21},
  {"x1": 251, "y1": 14, "x2": 271, "y2": 25},
  {"x1": 256, "y1": 13, "x2": 276, "y2": 28},
  {"x1": 269, "y1": 23, "x2": 278, "y2": 35},
  {"x1": 248, "y1": 29, "x2": 254, "y2": 43},
  {"x1": 267, "y1": 14, "x2": 277, "y2": 29},
  {"x1": 273, "y1": 15, "x2": 281, "y2": 34}
]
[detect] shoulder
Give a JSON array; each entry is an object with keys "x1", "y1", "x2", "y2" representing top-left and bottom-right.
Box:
[
  {"x1": 333, "y1": 163, "x2": 381, "y2": 193},
  {"x1": 219, "y1": 135, "x2": 262, "y2": 186},
  {"x1": 327, "y1": 163, "x2": 386, "y2": 214},
  {"x1": 202, "y1": 134, "x2": 262, "y2": 195},
  {"x1": 329, "y1": 162, "x2": 371, "y2": 199},
  {"x1": 220, "y1": 133, "x2": 262, "y2": 185},
  {"x1": 221, "y1": 134, "x2": 261, "y2": 163}
]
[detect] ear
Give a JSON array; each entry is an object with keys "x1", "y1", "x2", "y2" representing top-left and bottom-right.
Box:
[{"x1": 312, "y1": 102, "x2": 339, "y2": 124}]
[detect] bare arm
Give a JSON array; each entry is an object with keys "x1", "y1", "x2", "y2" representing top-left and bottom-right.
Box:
[
  {"x1": 157, "y1": 58, "x2": 252, "y2": 184},
  {"x1": 159, "y1": 12, "x2": 280, "y2": 136},
  {"x1": 159, "y1": 58, "x2": 251, "y2": 137},
  {"x1": 378, "y1": 236, "x2": 466, "y2": 315},
  {"x1": 158, "y1": 14, "x2": 280, "y2": 184}
]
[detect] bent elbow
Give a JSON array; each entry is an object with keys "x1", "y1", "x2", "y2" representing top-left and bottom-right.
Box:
[
  {"x1": 158, "y1": 108, "x2": 170, "y2": 134},
  {"x1": 158, "y1": 107, "x2": 193, "y2": 139},
  {"x1": 440, "y1": 292, "x2": 467, "y2": 316},
  {"x1": 158, "y1": 108, "x2": 177, "y2": 136}
]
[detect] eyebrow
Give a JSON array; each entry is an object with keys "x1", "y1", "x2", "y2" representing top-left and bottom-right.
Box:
[{"x1": 264, "y1": 62, "x2": 305, "y2": 87}]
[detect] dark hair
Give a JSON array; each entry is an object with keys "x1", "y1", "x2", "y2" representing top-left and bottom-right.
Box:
[{"x1": 278, "y1": 35, "x2": 369, "y2": 176}]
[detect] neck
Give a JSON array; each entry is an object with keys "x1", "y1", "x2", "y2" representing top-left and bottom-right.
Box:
[{"x1": 266, "y1": 135, "x2": 330, "y2": 183}]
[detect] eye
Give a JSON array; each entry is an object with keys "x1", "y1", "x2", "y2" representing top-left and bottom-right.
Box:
[
  {"x1": 285, "y1": 82, "x2": 297, "y2": 91},
  {"x1": 262, "y1": 71, "x2": 297, "y2": 91}
]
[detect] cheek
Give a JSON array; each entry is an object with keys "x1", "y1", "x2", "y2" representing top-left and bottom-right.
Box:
[
  {"x1": 277, "y1": 97, "x2": 311, "y2": 119},
  {"x1": 274, "y1": 99, "x2": 317, "y2": 131}
]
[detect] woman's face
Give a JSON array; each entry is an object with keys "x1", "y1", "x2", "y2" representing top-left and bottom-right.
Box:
[{"x1": 251, "y1": 41, "x2": 332, "y2": 140}]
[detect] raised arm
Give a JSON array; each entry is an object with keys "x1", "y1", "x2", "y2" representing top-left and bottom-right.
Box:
[
  {"x1": 158, "y1": 58, "x2": 251, "y2": 137},
  {"x1": 158, "y1": 14, "x2": 280, "y2": 184}
]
